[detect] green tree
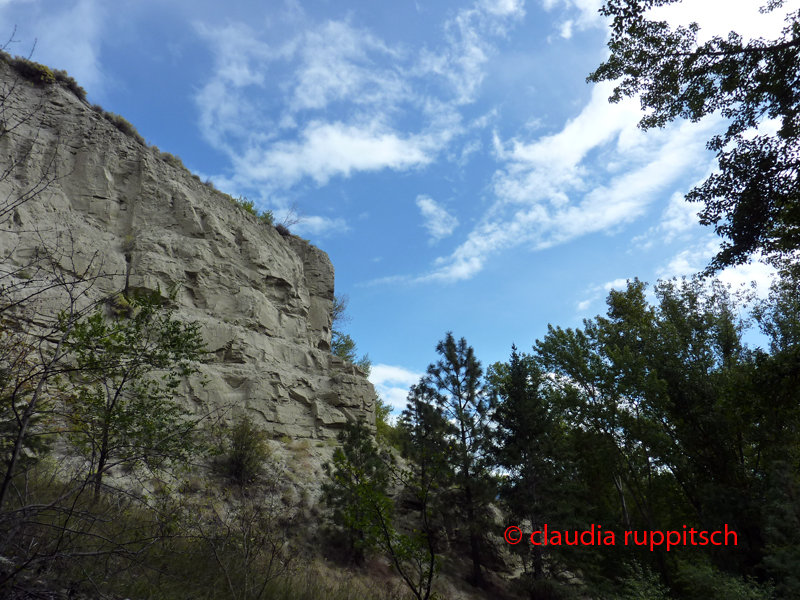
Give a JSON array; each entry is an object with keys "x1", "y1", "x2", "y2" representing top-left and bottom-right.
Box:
[
  {"x1": 63, "y1": 290, "x2": 205, "y2": 499},
  {"x1": 374, "y1": 393, "x2": 402, "y2": 447},
  {"x1": 323, "y1": 418, "x2": 391, "y2": 564},
  {"x1": 324, "y1": 416, "x2": 441, "y2": 600},
  {"x1": 589, "y1": 0, "x2": 800, "y2": 270},
  {"x1": 489, "y1": 346, "x2": 558, "y2": 580},
  {"x1": 426, "y1": 332, "x2": 495, "y2": 587},
  {"x1": 218, "y1": 416, "x2": 272, "y2": 485},
  {"x1": 534, "y1": 276, "x2": 799, "y2": 595},
  {"x1": 331, "y1": 293, "x2": 371, "y2": 375}
]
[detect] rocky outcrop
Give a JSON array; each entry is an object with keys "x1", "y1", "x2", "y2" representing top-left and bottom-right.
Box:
[{"x1": 0, "y1": 62, "x2": 375, "y2": 438}]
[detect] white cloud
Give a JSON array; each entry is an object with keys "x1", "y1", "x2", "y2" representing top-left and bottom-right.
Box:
[
  {"x1": 369, "y1": 364, "x2": 425, "y2": 412},
  {"x1": 576, "y1": 277, "x2": 632, "y2": 312},
  {"x1": 542, "y1": 0, "x2": 790, "y2": 43},
  {"x1": 481, "y1": 0, "x2": 526, "y2": 18},
  {"x1": 656, "y1": 237, "x2": 719, "y2": 279},
  {"x1": 655, "y1": 239, "x2": 776, "y2": 298},
  {"x1": 632, "y1": 191, "x2": 704, "y2": 249},
  {"x1": 717, "y1": 261, "x2": 777, "y2": 299},
  {"x1": 415, "y1": 83, "x2": 720, "y2": 283},
  {"x1": 195, "y1": 2, "x2": 524, "y2": 195},
  {"x1": 236, "y1": 120, "x2": 436, "y2": 187},
  {"x1": 290, "y1": 215, "x2": 349, "y2": 237},
  {"x1": 416, "y1": 195, "x2": 459, "y2": 243},
  {"x1": 646, "y1": 0, "x2": 791, "y2": 45},
  {"x1": 289, "y1": 20, "x2": 408, "y2": 112},
  {"x1": 540, "y1": 0, "x2": 605, "y2": 31},
  {"x1": 604, "y1": 278, "x2": 629, "y2": 291},
  {"x1": 417, "y1": 0, "x2": 525, "y2": 105},
  {"x1": 458, "y1": 138, "x2": 483, "y2": 165}
]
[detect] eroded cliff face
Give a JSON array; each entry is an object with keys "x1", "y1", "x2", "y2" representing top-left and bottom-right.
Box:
[{"x1": 0, "y1": 63, "x2": 375, "y2": 438}]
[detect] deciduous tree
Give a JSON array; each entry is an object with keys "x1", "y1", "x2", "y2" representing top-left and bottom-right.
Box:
[{"x1": 589, "y1": 0, "x2": 800, "y2": 269}]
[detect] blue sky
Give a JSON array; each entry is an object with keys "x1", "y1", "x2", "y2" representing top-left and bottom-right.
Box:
[{"x1": 2, "y1": 0, "x2": 791, "y2": 411}]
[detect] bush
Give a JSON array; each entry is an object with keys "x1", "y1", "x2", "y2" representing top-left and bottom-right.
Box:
[
  {"x1": 159, "y1": 151, "x2": 185, "y2": 170},
  {"x1": 260, "y1": 209, "x2": 274, "y2": 226},
  {"x1": 219, "y1": 416, "x2": 271, "y2": 484},
  {"x1": 235, "y1": 196, "x2": 258, "y2": 215},
  {"x1": 53, "y1": 69, "x2": 87, "y2": 102},
  {"x1": 1, "y1": 56, "x2": 86, "y2": 102},
  {"x1": 228, "y1": 195, "x2": 274, "y2": 226},
  {"x1": 7, "y1": 57, "x2": 54, "y2": 84},
  {"x1": 276, "y1": 224, "x2": 291, "y2": 236},
  {"x1": 101, "y1": 111, "x2": 146, "y2": 146}
]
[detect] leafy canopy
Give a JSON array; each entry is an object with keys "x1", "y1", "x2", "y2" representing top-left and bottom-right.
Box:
[
  {"x1": 589, "y1": 0, "x2": 800, "y2": 270},
  {"x1": 64, "y1": 289, "x2": 206, "y2": 495}
]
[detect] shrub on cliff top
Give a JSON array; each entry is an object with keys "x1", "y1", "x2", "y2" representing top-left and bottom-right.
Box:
[
  {"x1": 102, "y1": 111, "x2": 146, "y2": 146},
  {"x1": 3, "y1": 54, "x2": 55, "y2": 84},
  {"x1": 52, "y1": 68, "x2": 87, "y2": 102},
  {"x1": 0, "y1": 52, "x2": 87, "y2": 102}
]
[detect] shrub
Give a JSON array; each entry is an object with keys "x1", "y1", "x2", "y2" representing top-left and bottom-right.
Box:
[
  {"x1": 52, "y1": 69, "x2": 87, "y2": 102},
  {"x1": 219, "y1": 416, "x2": 271, "y2": 484},
  {"x1": 228, "y1": 195, "x2": 274, "y2": 225},
  {"x1": 260, "y1": 209, "x2": 274, "y2": 226},
  {"x1": 275, "y1": 224, "x2": 291, "y2": 236},
  {"x1": 8, "y1": 57, "x2": 54, "y2": 84},
  {"x1": 101, "y1": 111, "x2": 146, "y2": 146},
  {"x1": 159, "y1": 151, "x2": 185, "y2": 170},
  {"x1": 235, "y1": 196, "x2": 258, "y2": 216}
]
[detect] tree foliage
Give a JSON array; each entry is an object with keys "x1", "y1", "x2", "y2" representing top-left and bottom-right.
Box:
[
  {"x1": 63, "y1": 290, "x2": 205, "y2": 498},
  {"x1": 426, "y1": 332, "x2": 495, "y2": 588},
  {"x1": 331, "y1": 293, "x2": 372, "y2": 375},
  {"x1": 323, "y1": 417, "x2": 440, "y2": 600},
  {"x1": 589, "y1": 0, "x2": 800, "y2": 269},
  {"x1": 525, "y1": 274, "x2": 800, "y2": 596}
]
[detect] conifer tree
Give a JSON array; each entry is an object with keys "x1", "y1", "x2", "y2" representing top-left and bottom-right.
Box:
[
  {"x1": 489, "y1": 346, "x2": 553, "y2": 579},
  {"x1": 426, "y1": 332, "x2": 495, "y2": 587}
]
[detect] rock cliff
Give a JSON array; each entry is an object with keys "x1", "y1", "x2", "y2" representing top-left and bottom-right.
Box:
[{"x1": 0, "y1": 61, "x2": 375, "y2": 438}]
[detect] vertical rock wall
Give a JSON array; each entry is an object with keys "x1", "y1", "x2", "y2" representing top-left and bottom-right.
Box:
[{"x1": 0, "y1": 62, "x2": 375, "y2": 438}]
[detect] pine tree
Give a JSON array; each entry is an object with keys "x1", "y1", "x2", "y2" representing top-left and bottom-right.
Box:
[
  {"x1": 322, "y1": 418, "x2": 391, "y2": 564},
  {"x1": 489, "y1": 346, "x2": 553, "y2": 579},
  {"x1": 426, "y1": 332, "x2": 495, "y2": 587}
]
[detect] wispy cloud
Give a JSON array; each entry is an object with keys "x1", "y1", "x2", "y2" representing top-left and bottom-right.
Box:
[
  {"x1": 290, "y1": 215, "x2": 349, "y2": 237},
  {"x1": 414, "y1": 83, "x2": 720, "y2": 283},
  {"x1": 288, "y1": 20, "x2": 407, "y2": 113},
  {"x1": 632, "y1": 191, "x2": 704, "y2": 250},
  {"x1": 654, "y1": 239, "x2": 774, "y2": 298},
  {"x1": 540, "y1": 0, "x2": 605, "y2": 32},
  {"x1": 416, "y1": 195, "x2": 459, "y2": 243},
  {"x1": 576, "y1": 277, "x2": 632, "y2": 312},
  {"x1": 195, "y1": 0, "x2": 525, "y2": 198}
]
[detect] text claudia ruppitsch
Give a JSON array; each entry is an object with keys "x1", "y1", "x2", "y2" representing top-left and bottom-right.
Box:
[{"x1": 503, "y1": 524, "x2": 737, "y2": 552}]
